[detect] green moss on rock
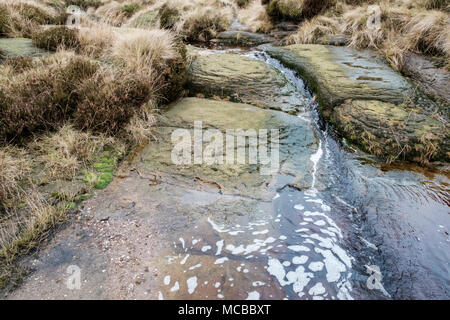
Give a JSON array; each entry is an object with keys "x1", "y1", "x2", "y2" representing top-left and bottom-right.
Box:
[{"x1": 265, "y1": 44, "x2": 449, "y2": 163}]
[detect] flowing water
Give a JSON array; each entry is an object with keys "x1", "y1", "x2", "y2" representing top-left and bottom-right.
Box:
[{"x1": 153, "y1": 48, "x2": 449, "y2": 300}]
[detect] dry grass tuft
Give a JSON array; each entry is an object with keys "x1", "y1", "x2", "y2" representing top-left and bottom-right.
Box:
[
  {"x1": 33, "y1": 125, "x2": 119, "y2": 179},
  {"x1": 0, "y1": 51, "x2": 99, "y2": 139},
  {"x1": 267, "y1": 0, "x2": 335, "y2": 22},
  {"x1": 77, "y1": 24, "x2": 115, "y2": 57},
  {"x1": 125, "y1": 102, "x2": 159, "y2": 145},
  {"x1": 289, "y1": 0, "x2": 450, "y2": 71},
  {"x1": 32, "y1": 26, "x2": 81, "y2": 51},
  {"x1": 0, "y1": 147, "x2": 31, "y2": 209},
  {"x1": 237, "y1": 0, "x2": 273, "y2": 33},
  {"x1": 111, "y1": 28, "x2": 177, "y2": 74}
]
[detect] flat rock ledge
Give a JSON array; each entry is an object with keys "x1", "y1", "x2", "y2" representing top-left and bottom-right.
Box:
[{"x1": 265, "y1": 44, "x2": 449, "y2": 163}]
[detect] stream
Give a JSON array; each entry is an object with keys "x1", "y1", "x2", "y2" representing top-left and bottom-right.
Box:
[{"x1": 152, "y1": 48, "x2": 450, "y2": 300}]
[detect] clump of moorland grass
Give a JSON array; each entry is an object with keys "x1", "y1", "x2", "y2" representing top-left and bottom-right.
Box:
[
  {"x1": 110, "y1": 28, "x2": 187, "y2": 102},
  {"x1": 74, "y1": 69, "x2": 153, "y2": 133},
  {"x1": 158, "y1": 3, "x2": 181, "y2": 29},
  {"x1": 267, "y1": 0, "x2": 335, "y2": 22},
  {"x1": 0, "y1": 5, "x2": 10, "y2": 36},
  {"x1": 64, "y1": 0, "x2": 103, "y2": 10},
  {"x1": 421, "y1": 0, "x2": 449, "y2": 11},
  {"x1": 288, "y1": 1, "x2": 450, "y2": 71},
  {"x1": 0, "y1": 147, "x2": 31, "y2": 210},
  {"x1": 32, "y1": 26, "x2": 81, "y2": 51},
  {"x1": 238, "y1": 0, "x2": 273, "y2": 33},
  {"x1": 179, "y1": 7, "x2": 230, "y2": 41},
  {"x1": 33, "y1": 124, "x2": 123, "y2": 179},
  {"x1": 3, "y1": 57, "x2": 35, "y2": 73},
  {"x1": 0, "y1": 52, "x2": 98, "y2": 139},
  {"x1": 0, "y1": 0, "x2": 69, "y2": 37},
  {"x1": 125, "y1": 102, "x2": 158, "y2": 145},
  {"x1": 77, "y1": 24, "x2": 115, "y2": 57},
  {"x1": 122, "y1": 3, "x2": 141, "y2": 17},
  {"x1": 95, "y1": 0, "x2": 142, "y2": 26}
]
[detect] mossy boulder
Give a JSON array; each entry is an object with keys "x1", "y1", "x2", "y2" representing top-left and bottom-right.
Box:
[
  {"x1": 188, "y1": 52, "x2": 306, "y2": 112},
  {"x1": 0, "y1": 38, "x2": 47, "y2": 59},
  {"x1": 265, "y1": 44, "x2": 449, "y2": 163}
]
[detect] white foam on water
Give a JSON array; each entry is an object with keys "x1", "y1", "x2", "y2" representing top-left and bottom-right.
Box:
[
  {"x1": 267, "y1": 258, "x2": 288, "y2": 286},
  {"x1": 187, "y1": 276, "x2": 198, "y2": 294},
  {"x1": 208, "y1": 217, "x2": 230, "y2": 233},
  {"x1": 180, "y1": 254, "x2": 190, "y2": 265},
  {"x1": 288, "y1": 245, "x2": 310, "y2": 252},
  {"x1": 170, "y1": 281, "x2": 179, "y2": 292},
  {"x1": 201, "y1": 245, "x2": 212, "y2": 252},
  {"x1": 252, "y1": 229, "x2": 269, "y2": 235},
  {"x1": 304, "y1": 211, "x2": 343, "y2": 238},
  {"x1": 308, "y1": 262, "x2": 324, "y2": 272},
  {"x1": 189, "y1": 263, "x2": 202, "y2": 271},
  {"x1": 246, "y1": 291, "x2": 261, "y2": 300},
  {"x1": 216, "y1": 240, "x2": 224, "y2": 255},
  {"x1": 314, "y1": 220, "x2": 326, "y2": 226},
  {"x1": 315, "y1": 247, "x2": 347, "y2": 283},
  {"x1": 179, "y1": 238, "x2": 185, "y2": 249},
  {"x1": 309, "y1": 282, "x2": 326, "y2": 295},
  {"x1": 309, "y1": 140, "x2": 323, "y2": 193},
  {"x1": 359, "y1": 237, "x2": 378, "y2": 250},
  {"x1": 214, "y1": 257, "x2": 229, "y2": 264}
]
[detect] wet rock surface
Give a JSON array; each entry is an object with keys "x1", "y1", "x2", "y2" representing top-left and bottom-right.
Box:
[
  {"x1": 402, "y1": 53, "x2": 450, "y2": 109},
  {"x1": 265, "y1": 44, "x2": 449, "y2": 162},
  {"x1": 188, "y1": 52, "x2": 309, "y2": 112},
  {"x1": 215, "y1": 31, "x2": 276, "y2": 46},
  {"x1": 315, "y1": 35, "x2": 348, "y2": 46}
]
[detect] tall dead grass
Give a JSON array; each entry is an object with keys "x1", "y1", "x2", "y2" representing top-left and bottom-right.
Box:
[{"x1": 289, "y1": 0, "x2": 450, "y2": 70}]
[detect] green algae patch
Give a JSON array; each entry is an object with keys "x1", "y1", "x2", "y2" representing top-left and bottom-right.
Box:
[
  {"x1": 83, "y1": 152, "x2": 120, "y2": 190},
  {"x1": 0, "y1": 38, "x2": 47, "y2": 59}
]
